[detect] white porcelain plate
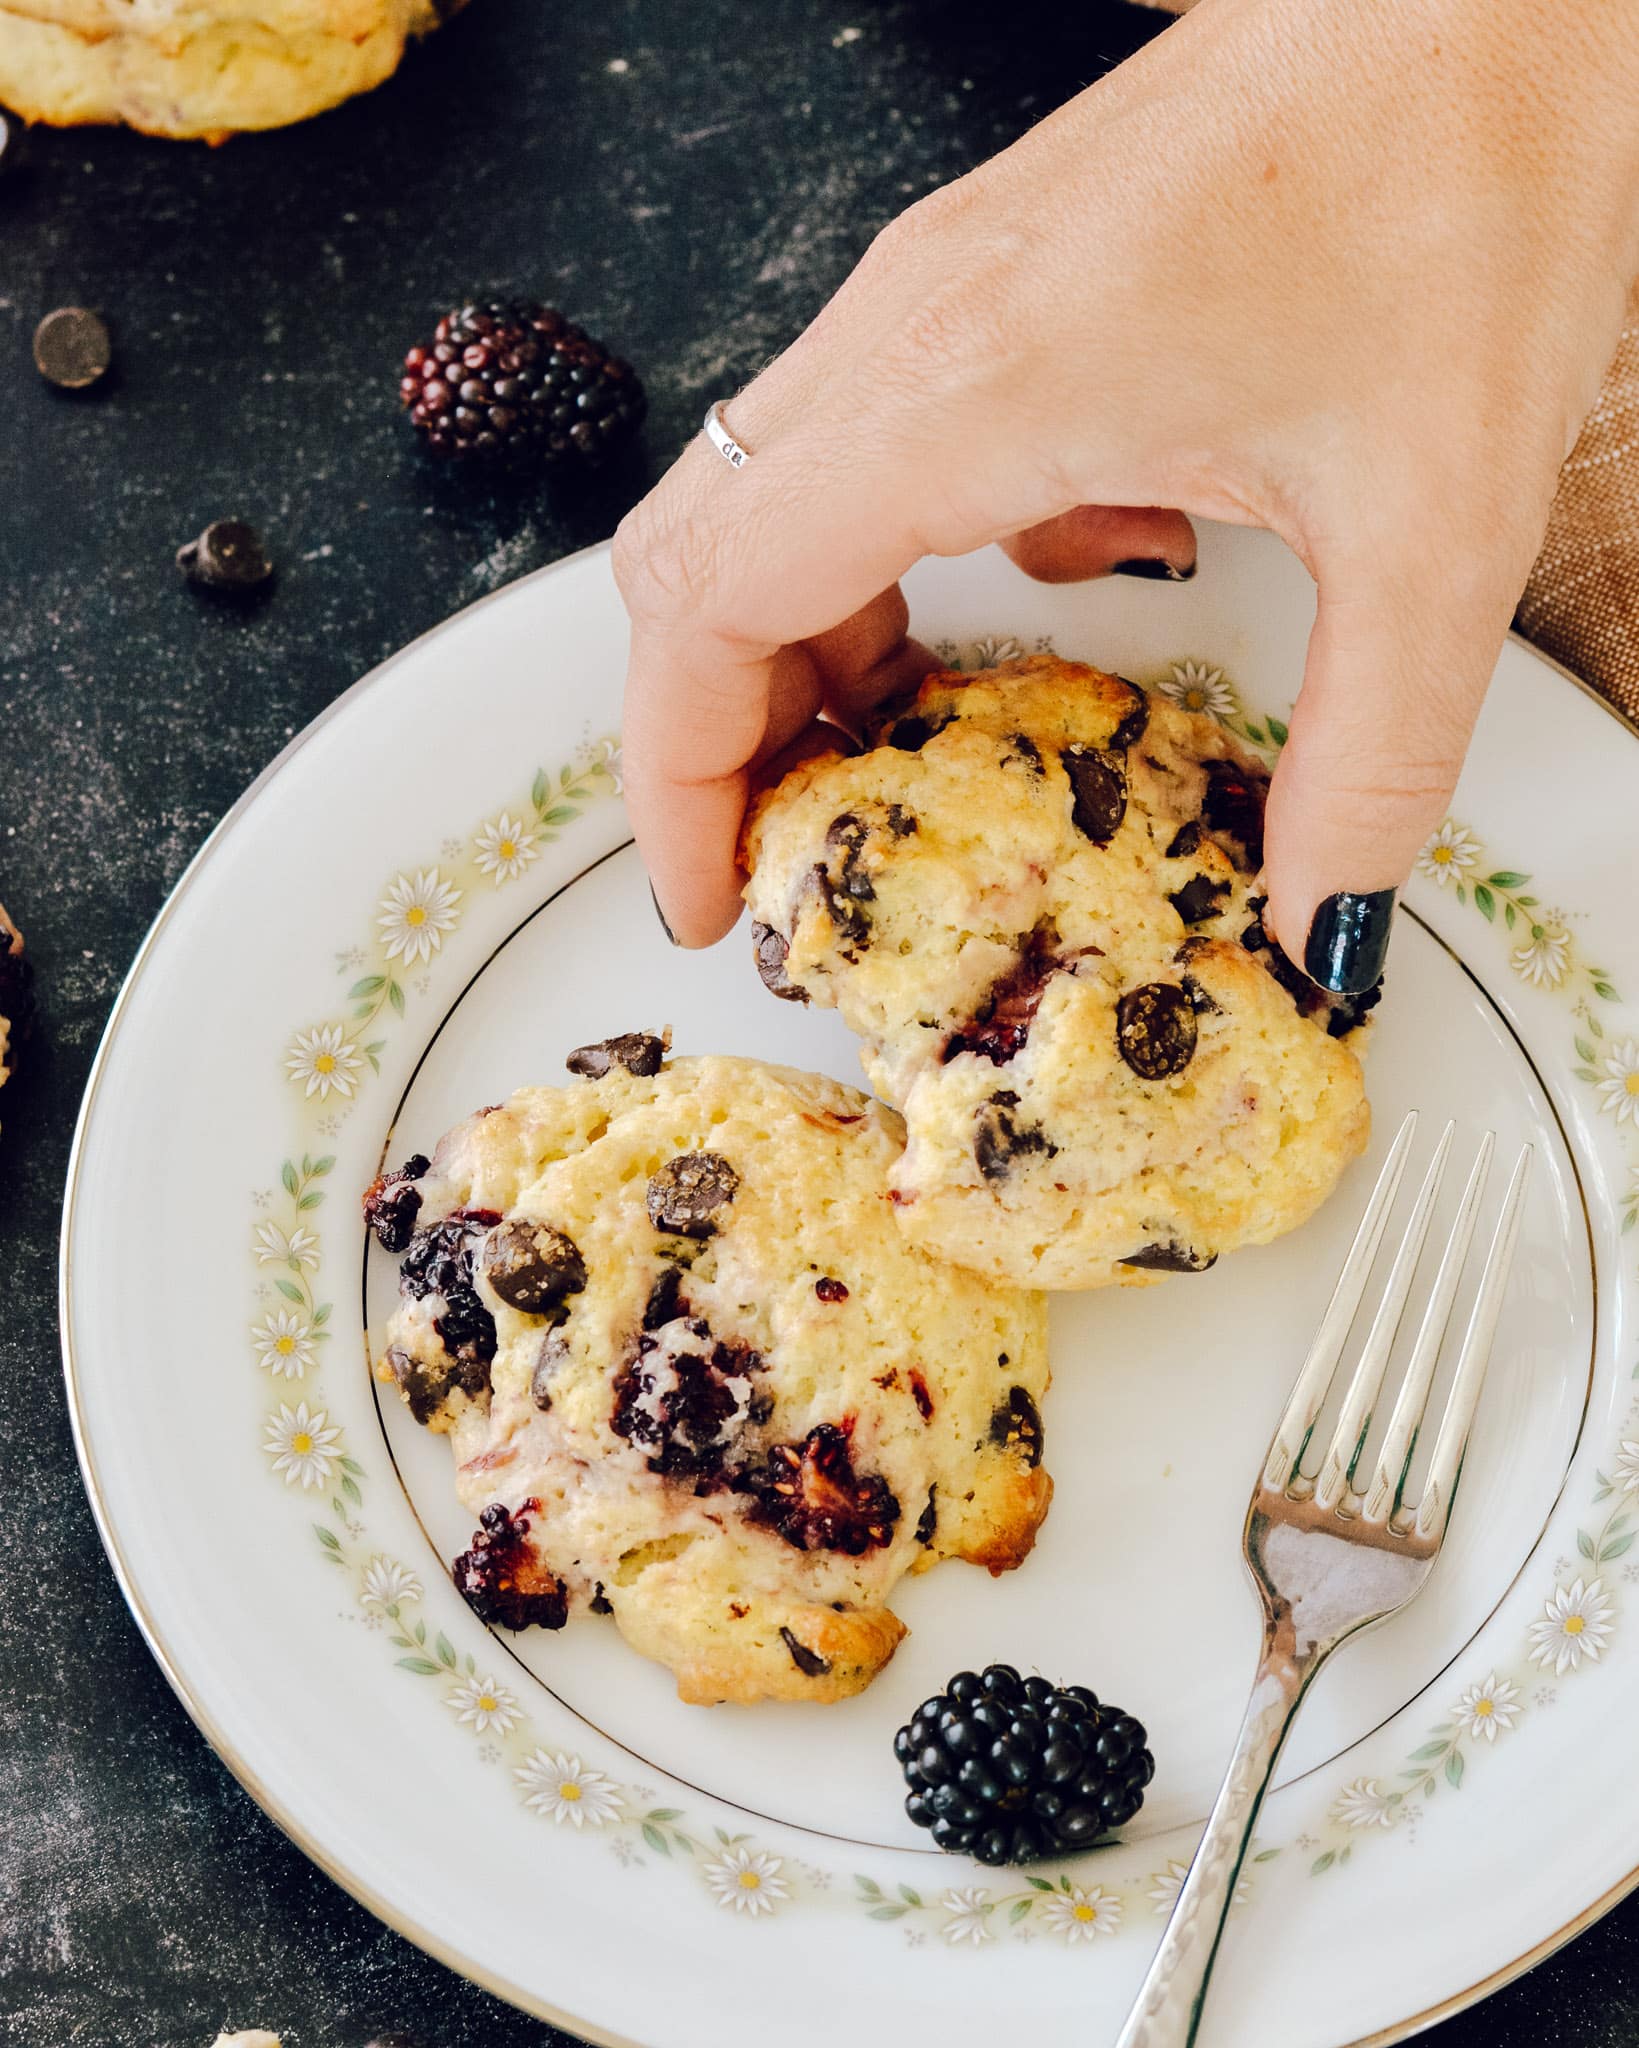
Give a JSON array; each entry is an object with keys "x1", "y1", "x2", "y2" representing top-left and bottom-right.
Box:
[{"x1": 63, "y1": 528, "x2": 1639, "y2": 2048}]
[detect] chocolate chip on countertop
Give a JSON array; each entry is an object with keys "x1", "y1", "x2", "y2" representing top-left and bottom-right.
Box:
[
  {"x1": 646, "y1": 1151, "x2": 740, "y2": 1237},
  {"x1": 176, "y1": 519, "x2": 274, "y2": 592},
  {"x1": 566, "y1": 1030, "x2": 668, "y2": 1079},
  {"x1": 33, "y1": 306, "x2": 112, "y2": 390},
  {"x1": 1116, "y1": 981, "x2": 1199, "y2": 1080},
  {"x1": 480, "y1": 1217, "x2": 587, "y2": 1314}
]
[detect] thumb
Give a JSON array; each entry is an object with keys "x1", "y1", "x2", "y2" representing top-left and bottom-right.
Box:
[{"x1": 1261, "y1": 561, "x2": 1517, "y2": 994}]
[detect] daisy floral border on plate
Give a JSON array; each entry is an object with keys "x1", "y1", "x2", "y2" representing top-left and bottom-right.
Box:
[{"x1": 245, "y1": 648, "x2": 1639, "y2": 1947}]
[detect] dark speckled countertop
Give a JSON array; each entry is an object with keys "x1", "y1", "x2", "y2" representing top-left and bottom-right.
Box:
[{"x1": 2, "y1": 3, "x2": 1636, "y2": 2042}]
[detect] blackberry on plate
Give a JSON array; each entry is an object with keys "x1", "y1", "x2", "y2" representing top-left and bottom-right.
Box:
[
  {"x1": 399, "y1": 299, "x2": 646, "y2": 471},
  {"x1": 895, "y1": 1664, "x2": 1154, "y2": 1865}
]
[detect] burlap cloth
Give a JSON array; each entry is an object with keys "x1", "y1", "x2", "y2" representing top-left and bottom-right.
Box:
[
  {"x1": 1126, "y1": 0, "x2": 1639, "y2": 728},
  {"x1": 1516, "y1": 302, "x2": 1639, "y2": 725}
]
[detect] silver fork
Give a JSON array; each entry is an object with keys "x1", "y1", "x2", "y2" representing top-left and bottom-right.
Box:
[{"x1": 1114, "y1": 1112, "x2": 1533, "y2": 2048}]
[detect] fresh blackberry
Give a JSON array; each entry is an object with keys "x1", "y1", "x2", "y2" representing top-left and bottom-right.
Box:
[
  {"x1": 895, "y1": 1664, "x2": 1154, "y2": 1865},
  {"x1": 399, "y1": 299, "x2": 646, "y2": 471}
]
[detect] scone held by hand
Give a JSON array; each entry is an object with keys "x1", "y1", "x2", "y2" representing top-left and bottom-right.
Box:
[{"x1": 742, "y1": 655, "x2": 1372, "y2": 1290}]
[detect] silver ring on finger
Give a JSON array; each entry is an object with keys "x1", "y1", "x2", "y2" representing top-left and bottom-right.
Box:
[{"x1": 702, "y1": 400, "x2": 753, "y2": 470}]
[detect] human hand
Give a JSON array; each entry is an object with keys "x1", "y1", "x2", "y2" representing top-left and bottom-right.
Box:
[{"x1": 615, "y1": 0, "x2": 1639, "y2": 989}]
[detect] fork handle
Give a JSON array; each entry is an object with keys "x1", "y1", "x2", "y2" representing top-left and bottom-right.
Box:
[{"x1": 1113, "y1": 1647, "x2": 1312, "y2": 2048}]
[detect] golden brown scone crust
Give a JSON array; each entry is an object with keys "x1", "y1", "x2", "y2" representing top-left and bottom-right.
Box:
[
  {"x1": 742, "y1": 655, "x2": 1372, "y2": 1291},
  {"x1": 371, "y1": 1051, "x2": 1051, "y2": 1705},
  {"x1": 0, "y1": 0, "x2": 466, "y2": 140}
]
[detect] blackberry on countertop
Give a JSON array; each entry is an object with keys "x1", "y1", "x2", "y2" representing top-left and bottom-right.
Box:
[
  {"x1": 895, "y1": 1664, "x2": 1154, "y2": 1864},
  {"x1": 399, "y1": 299, "x2": 646, "y2": 471}
]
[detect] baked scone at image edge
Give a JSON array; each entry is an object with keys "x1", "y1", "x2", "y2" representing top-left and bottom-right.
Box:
[
  {"x1": 365, "y1": 1043, "x2": 1052, "y2": 1707},
  {"x1": 741, "y1": 654, "x2": 1375, "y2": 1292},
  {"x1": 0, "y1": 0, "x2": 468, "y2": 141}
]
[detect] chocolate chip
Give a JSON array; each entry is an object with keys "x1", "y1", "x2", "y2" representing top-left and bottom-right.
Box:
[
  {"x1": 974, "y1": 1095, "x2": 1057, "y2": 1182},
  {"x1": 176, "y1": 519, "x2": 273, "y2": 592},
  {"x1": 480, "y1": 1218, "x2": 587, "y2": 1314},
  {"x1": 1180, "y1": 972, "x2": 1221, "y2": 1015},
  {"x1": 530, "y1": 1329, "x2": 570, "y2": 1409},
  {"x1": 1109, "y1": 686, "x2": 1150, "y2": 750},
  {"x1": 751, "y1": 920, "x2": 809, "y2": 1003},
  {"x1": 780, "y1": 1626, "x2": 833, "y2": 1678},
  {"x1": 812, "y1": 815, "x2": 877, "y2": 950},
  {"x1": 1201, "y1": 758, "x2": 1267, "y2": 870},
  {"x1": 647, "y1": 1151, "x2": 740, "y2": 1237},
  {"x1": 589, "y1": 1583, "x2": 614, "y2": 1614},
  {"x1": 643, "y1": 1264, "x2": 687, "y2": 1329},
  {"x1": 885, "y1": 802, "x2": 918, "y2": 837},
  {"x1": 1165, "y1": 820, "x2": 1203, "y2": 859},
  {"x1": 988, "y1": 1387, "x2": 1044, "y2": 1467},
  {"x1": 1119, "y1": 1239, "x2": 1219, "y2": 1273},
  {"x1": 1116, "y1": 982, "x2": 1199, "y2": 1079},
  {"x1": 566, "y1": 1030, "x2": 667, "y2": 1079},
  {"x1": 1327, "y1": 982, "x2": 1384, "y2": 1036},
  {"x1": 814, "y1": 1276, "x2": 849, "y2": 1303},
  {"x1": 33, "y1": 307, "x2": 111, "y2": 390},
  {"x1": 1061, "y1": 745, "x2": 1128, "y2": 844},
  {"x1": 887, "y1": 712, "x2": 945, "y2": 751},
  {"x1": 915, "y1": 1486, "x2": 938, "y2": 1545},
  {"x1": 1169, "y1": 875, "x2": 1230, "y2": 925},
  {"x1": 385, "y1": 1343, "x2": 489, "y2": 1426},
  {"x1": 1004, "y1": 732, "x2": 1044, "y2": 775}
]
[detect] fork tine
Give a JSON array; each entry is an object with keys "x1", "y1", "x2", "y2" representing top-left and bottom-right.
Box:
[
  {"x1": 1313, "y1": 1122, "x2": 1454, "y2": 1510},
  {"x1": 1359, "y1": 1132, "x2": 1495, "y2": 1523},
  {"x1": 1262, "y1": 1111, "x2": 1418, "y2": 1492},
  {"x1": 1413, "y1": 1144, "x2": 1533, "y2": 1540}
]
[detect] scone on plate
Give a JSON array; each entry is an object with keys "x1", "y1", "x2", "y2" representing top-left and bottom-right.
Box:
[
  {"x1": 741, "y1": 654, "x2": 1373, "y2": 1291},
  {"x1": 0, "y1": 0, "x2": 466, "y2": 142},
  {"x1": 365, "y1": 1044, "x2": 1051, "y2": 1706}
]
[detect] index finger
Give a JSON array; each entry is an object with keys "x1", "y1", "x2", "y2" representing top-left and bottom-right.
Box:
[{"x1": 616, "y1": 409, "x2": 930, "y2": 945}]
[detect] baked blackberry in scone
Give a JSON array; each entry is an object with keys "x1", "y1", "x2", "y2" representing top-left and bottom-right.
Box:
[
  {"x1": 366, "y1": 1044, "x2": 1051, "y2": 1705},
  {"x1": 741, "y1": 654, "x2": 1373, "y2": 1291}
]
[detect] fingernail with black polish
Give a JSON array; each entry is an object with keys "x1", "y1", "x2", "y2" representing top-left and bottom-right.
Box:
[
  {"x1": 1305, "y1": 889, "x2": 1396, "y2": 994},
  {"x1": 1112, "y1": 557, "x2": 1196, "y2": 582},
  {"x1": 650, "y1": 883, "x2": 678, "y2": 946}
]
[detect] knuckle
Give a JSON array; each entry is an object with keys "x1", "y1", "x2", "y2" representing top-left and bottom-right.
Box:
[{"x1": 613, "y1": 499, "x2": 719, "y2": 624}]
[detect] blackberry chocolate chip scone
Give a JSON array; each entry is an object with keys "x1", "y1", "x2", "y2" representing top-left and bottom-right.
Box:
[
  {"x1": 0, "y1": 0, "x2": 466, "y2": 141},
  {"x1": 741, "y1": 654, "x2": 1374, "y2": 1291},
  {"x1": 365, "y1": 1042, "x2": 1051, "y2": 1706}
]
